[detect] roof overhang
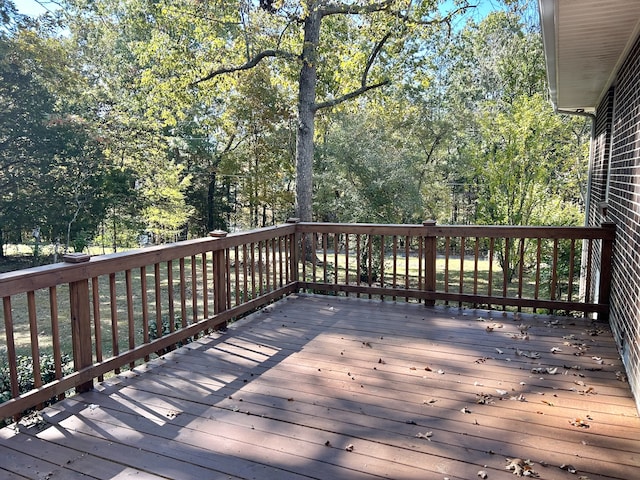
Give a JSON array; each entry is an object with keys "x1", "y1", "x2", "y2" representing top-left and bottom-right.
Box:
[{"x1": 538, "y1": 0, "x2": 640, "y2": 113}]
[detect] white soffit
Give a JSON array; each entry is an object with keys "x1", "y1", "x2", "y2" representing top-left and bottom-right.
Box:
[{"x1": 539, "y1": 0, "x2": 640, "y2": 112}]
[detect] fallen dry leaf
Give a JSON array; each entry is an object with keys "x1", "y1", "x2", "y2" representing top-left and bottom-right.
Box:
[
  {"x1": 415, "y1": 431, "x2": 433, "y2": 441},
  {"x1": 505, "y1": 458, "x2": 539, "y2": 477},
  {"x1": 461, "y1": 407, "x2": 472, "y2": 414},
  {"x1": 478, "y1": 470, "x2": 488, "y2": 479},
  {"x1": 477, "y1": 393, "x2": 493, "y2": 405},
  {"x1": 616, "y1": 371, "x2": 628, "y2": 382},
  {"x1": 345, "y1": 444, "x2": 354, "y2": 452},
  {"x1": 569, "y1": 417, "x2": 590, "y2": 428}
]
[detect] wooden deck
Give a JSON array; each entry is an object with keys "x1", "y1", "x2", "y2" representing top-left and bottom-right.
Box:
[{"x1": 1, "y1": 294, "x2": 639, "y2": 479}]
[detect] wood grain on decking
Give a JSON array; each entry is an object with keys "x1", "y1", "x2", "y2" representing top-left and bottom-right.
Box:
[{"x1": 1, "y1": 294, "x2": 638, "y2": 479}]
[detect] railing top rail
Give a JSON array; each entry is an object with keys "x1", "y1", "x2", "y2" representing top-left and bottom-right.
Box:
[
  {"x1": 0, "y1": 221, "x2": 614, "y2": 298},
  {"x1": 0, "y1": 223, "x2": 296, "y2": 298},
  {"x1": 297, "y1": 222, "x2": 615, "y2": 240}
]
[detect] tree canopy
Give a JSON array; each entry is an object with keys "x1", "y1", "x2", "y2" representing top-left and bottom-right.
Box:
[{"x1": 0, "y1": 0, "x2": 591, "y2": 261}]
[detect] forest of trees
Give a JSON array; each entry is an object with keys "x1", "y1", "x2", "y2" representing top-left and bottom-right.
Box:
[{"x1": 0, "y1": 0, "x2": 590, "y2": 259}]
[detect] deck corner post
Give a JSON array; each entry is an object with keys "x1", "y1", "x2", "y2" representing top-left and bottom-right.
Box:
[
  {"x1": 69, "y1": 278, "x2": 93, "y2": 393},
  {"x1": 287, "y1": 218, "x2": 301, "y2": 286},
  {"x1": 598, "y1": 221, "x2": 616, "y2": 322},
  {"x1": 423, "y1": 220, "x2": 437, "y2": 306},
  {"x1": 210, "y1": 231, "x2": 229, "y2": 324}
]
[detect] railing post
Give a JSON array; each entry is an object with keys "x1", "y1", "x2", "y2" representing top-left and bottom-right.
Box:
[
  {"x1": 598, "y1": 221, "x2": 616, "y2": 322},
  {"x1": 64, "y1": 254, "x2": 93, "y2": 393},
  {"x1": 287, "y1": 218, "x2": 301, "y2": 285},
  {"x1": 209, "y1": 231, "x2": 228, "y2": 325},
  {"x1": 423, "y1": 220, "x2": 437, "y2": 306}
]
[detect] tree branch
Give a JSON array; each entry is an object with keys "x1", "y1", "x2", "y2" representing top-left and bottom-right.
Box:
[
  {"x1": 314, "y1": 80, "x2": 389, "y2": 111},
  {"x1": 321, "y1": 0, "x2": 396, "y2": 17},
  {"x1": 390, "y1": 2, "x2": 476, "y2": 27},
  {"x1": 193, "y1": 49, "x2": 298, "y2": 85},
  {"x1": 362, "y1": 31, "x2": 392, "y2": 87}
]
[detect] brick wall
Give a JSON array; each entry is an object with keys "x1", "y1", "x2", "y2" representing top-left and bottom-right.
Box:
[
  {"x1": 593, "y1": 33, "x2": 640, "y2": 410},
  {"x1": 589, "y1": 87, "x2": 614, "y2": 226}
]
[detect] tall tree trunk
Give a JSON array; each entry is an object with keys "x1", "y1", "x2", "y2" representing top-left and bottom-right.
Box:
[{"x1": 295, "y1": 6, "x2": 321, "y2": 223}]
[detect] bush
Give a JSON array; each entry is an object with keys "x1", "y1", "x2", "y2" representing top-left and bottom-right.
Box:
[{"x1": 0, "y1": 352, "x2": 73, "y2": 425}]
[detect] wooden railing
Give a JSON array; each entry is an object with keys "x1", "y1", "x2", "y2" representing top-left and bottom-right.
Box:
[
  {"x1": 0, "y1": 224, "x2": 297, "y2": 421},
  {"x1": 296, "y1": 221, "x2": 615, "y2": 315},
  {"x1": 0, "y1": 220, "x2": 615, "y2": 421}
]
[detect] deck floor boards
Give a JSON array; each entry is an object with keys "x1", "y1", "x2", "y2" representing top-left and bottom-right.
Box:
[{"x1": 1, "y1": 294, "x2": 639, "y2": 479}]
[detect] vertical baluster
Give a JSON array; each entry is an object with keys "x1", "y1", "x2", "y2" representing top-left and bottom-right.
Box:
[
  {"x1": 27, "y1": 292, "x2": 43, "y2": 402},
  {"x1": 584, "y1": 238, "x2": 593, "y2": 304},
  {"x1": 278, "y1": 236, "x2": 284, "y2": 287},
  {"x1": 534, "y1": 239, "x2": 542, "y2": 313},
  {"x1": 273, "y1": 237, "x2": 278, "y2": 289},
  {"x1": 126, "y1": 269, "x2": 135, "y2": 368},
  {"x1": 356, "y1": 234, "x2": 361, "y2": 298},
  {"x1": 267, "y1": 239, "x2": 272, "y2": 293},
  {"x1": 202, "y1": 253, "x2": 209, "y2": 320},
  {"x1": 50, "y1": 286, "x2": 64, "y2": 396},
  {"x1": 226, "y1": 248, "x2": 232, "y2": 309},
  {"x1": 444, "y1": 237, "x2": 450, "y2": 306},
  {"x1": 288, "y1": 231, "x2": 297, "y2": 285},
  {"x1": 167, "y1": 260, "x2": 175, "y2": 333},
  {"x1": 234, "y1": 246, "x2": 241, "y2": 306},
  {"x1": 418, "y1": 236, "x2": 424, "y2": 304},
  {"x1": 459, "y1": 237, "x2": 465, "y2": 307},
  {"x1": 312, "y1": 234, "x2": 317, "y2": 283},
  {"x1": 517, "y1": 238, "x2": 525, "y2": 312},
  {"x1": 90, "y1": 279, "x2": 103, "y2": 382},
  {"x1": 334, "y1": 233, "x2": 339, "y2": 286},
  {"x1": 473, "y1": 238, "x2": 479, "y2": 298},
  {"x1": 488, "y1": 238, "x2": 495, "y2": 309},
  {"x1": 3, "y1": 297, "x2": 19, "y2": 402},
  {"x1": 242, "y1": 244, "x2": 249, "y2": 301},
  {"x1": 551, "y1": 239, "x2": 559, "y2": 304},
  {"x1": 179, "y1": 258, "x2": 187, "y2": 329},
  {"x1": 250, "y1": 242, "x2": 257, "y2": 299},
  {"x1": 109, "y1": 273, "x2": 120, "y2": 374},
  {"x1": 567, "y1": 239, "x2": 576, "y2": 312},
  {"x1": 367, "y1": 234, "x2": 373, "y2": 299},
  {"x1": 345, "y1": 234, "x2": 350, "y2": 295},
  {"x1": 191, "y1": 255, "x2": 198, "y2": 327},
  {"x1": 258, "y1": 241, "x2": 264, "y2": 296},
  {"x1": 300, "y1": 233, "x2": 306, "y2": 283},
  {"x1": 392, "y1": 235, "x2": 397, "y2": 301},
  {"x1": 404, "y1": 235, "x2": 410, "y2": 302},
  {"x1": 502, "y1": 238, "x2": 509, "y2": 309},
  {"x1": 140, "y1": 267, "x2": 149, "y2": 361},
  {"x1": 380, "y1": 234, "x2": 385, "y2": 299},
  {"x1": 323, "y1": 233, "x2": 328, "y2": 284},
  {"x1": 154, "y1": 263, "x2": 163, "y2": 339}
]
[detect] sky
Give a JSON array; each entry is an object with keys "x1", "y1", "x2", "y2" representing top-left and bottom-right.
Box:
[
  {"x1": 14, "y1": 0, "x2": 55, "y2": 17},
  {"x1": 14, "y1": 0, "x2": 507, "y2": 19}
]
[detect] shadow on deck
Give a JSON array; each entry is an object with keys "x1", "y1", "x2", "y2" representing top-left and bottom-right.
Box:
[{"x1": 1, "y1": 294, "x2": 639, "y2": 479}]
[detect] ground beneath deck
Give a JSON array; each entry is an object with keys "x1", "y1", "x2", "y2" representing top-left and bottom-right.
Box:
[{"x1": 1, "y1": 294, "x2": 639, "y2": 480}]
